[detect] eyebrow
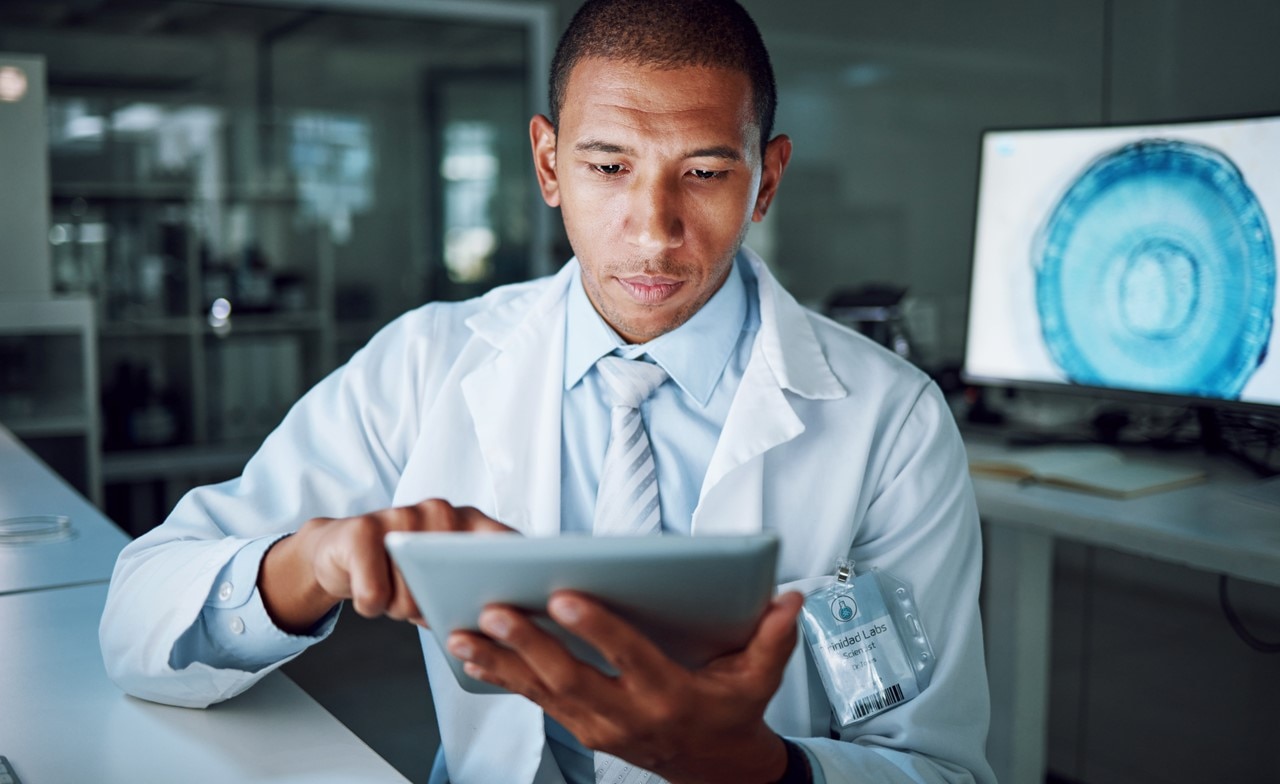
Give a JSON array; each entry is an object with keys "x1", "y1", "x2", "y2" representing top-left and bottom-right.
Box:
[{"x1": 573, "y1": 139, "x2": 742, "y2": 162}]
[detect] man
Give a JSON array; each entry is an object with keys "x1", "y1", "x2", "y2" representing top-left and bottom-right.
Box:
[{"x1": 101, "y1": 1, "x2": 994, "y2": 782}]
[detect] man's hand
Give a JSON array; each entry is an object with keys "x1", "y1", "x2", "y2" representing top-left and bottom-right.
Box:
[
  {"x1": 445, "y1": 589, "x2": 805, "y2": 784},
  {"x1": 259, "y1": 499, "x2": 512, "y2": 634}
]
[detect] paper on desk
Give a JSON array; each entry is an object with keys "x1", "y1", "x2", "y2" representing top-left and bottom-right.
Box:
[{"x1": 969, "y1": 446, "x2": 1206, "y2": 499}]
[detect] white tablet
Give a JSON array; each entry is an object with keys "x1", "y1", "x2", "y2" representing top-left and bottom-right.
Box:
[{"x1": 384, "y1": 532, "x2": 780, "y2": 694}]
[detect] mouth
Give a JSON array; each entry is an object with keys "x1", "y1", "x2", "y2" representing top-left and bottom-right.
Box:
[{"x1": 615, "y1": 275, "x2": 684, "y2": 305}]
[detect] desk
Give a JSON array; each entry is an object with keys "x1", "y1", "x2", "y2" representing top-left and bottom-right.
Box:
[
  {"x1": 0, "y1": 582, "x2": 409, "y2": 783},
  {"x1": 0, "y1": 423, "x2": 130, "y2": 594},
  {"x1": 970, "y1": 439, "x2": 1280, "y2": 784},
  {"x1": 0, "y1": 425, "x2": 410, "y2": 783}
]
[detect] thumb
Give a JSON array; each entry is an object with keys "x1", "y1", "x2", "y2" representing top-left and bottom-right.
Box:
[{"x1": 745, "y1": 591, "x2": 803, "y2": 674}]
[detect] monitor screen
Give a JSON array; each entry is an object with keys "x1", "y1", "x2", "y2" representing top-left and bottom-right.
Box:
[{"x1": 964, "y1": 114, "x2": 1280, "y2": 409}]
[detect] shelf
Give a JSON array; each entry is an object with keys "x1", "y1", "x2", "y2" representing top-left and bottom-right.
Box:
[
  {"x1": 0, "y1": 297, "x2": 95, "y2": 334},
  {"x1": 51, "y1": 182, "x2": 195, "y2": 201},
  {"x1": 102, "y1": 442, "x2": 256, "y2": 483},
  {"x1": 51, "y1": 182, "x2": 301, "y2": 203},
  {"x1": 99, "y1": 312, "x2": 327, "y2": 337},
  {"x1": 3, "y1": 414, "x2": 92, "y2": 439},
  {"x1": 204, "y1": 312, "x2": 327, "y2": 335},
  {"x1": 100, "y1": 317, "x2": 194, "y2": 337}
]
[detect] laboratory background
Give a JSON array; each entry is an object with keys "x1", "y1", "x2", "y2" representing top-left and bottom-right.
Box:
[{"x1": 1, "y1": 1, "x2": 1278, "y2": 783}]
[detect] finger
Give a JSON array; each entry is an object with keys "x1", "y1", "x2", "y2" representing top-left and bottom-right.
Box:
[
  {"x1": 384, "y1": 555, "x2": 423, "y2": 622},
  {"x1": 407, "y1": 499, "x2": 516, "y2": 534},
  {"x1": 741, "y1": 592, "x2": 803, "y2": 676},
  {"x1": 476, "y1": 604, "x2": 616, "y2": 698},
  {"x1": 445, "y1": 629, "x2": 555, "y2": 703},
  {"x1": 344, "y1": 518, "x2": 394, "y2": 617},
  {"x1": 547, "y1": 591, "x2": 677, "y2": 692}
]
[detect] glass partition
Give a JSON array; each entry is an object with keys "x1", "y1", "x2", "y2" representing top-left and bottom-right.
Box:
[{"x1": 0, "y1": 0, "x2": 551, "y2": 530}]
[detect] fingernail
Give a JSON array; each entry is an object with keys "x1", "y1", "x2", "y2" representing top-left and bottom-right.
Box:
[
  {"x1": 549, "y1": 596, "x2": 581, "y2": 624},
  {"x1": 448, "y1": 637, "x2": 474, "y2": 660},
  {"x1": 479, "y1": 610, "x2": 512, "y2": 640}
]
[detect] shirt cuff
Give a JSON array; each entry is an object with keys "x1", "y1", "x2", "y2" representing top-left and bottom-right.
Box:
[{"x1": 170, "y1": 534, "x2": 339, "y2": 672}]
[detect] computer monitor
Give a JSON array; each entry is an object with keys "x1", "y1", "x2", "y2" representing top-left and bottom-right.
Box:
[{"x1": 963, "y1": 113, "x2": 1280, "y2": 414}]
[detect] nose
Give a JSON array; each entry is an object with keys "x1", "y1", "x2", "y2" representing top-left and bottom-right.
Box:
[{"x1": 624, "y1": 176, "x2": 684, "y2": 252}]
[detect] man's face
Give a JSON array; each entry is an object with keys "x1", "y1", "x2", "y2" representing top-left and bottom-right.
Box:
[{"x1": 531, "y1": 58, "x2": 790, "y2": 343}]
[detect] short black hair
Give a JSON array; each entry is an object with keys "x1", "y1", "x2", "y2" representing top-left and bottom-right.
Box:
[{"x1": 549, "y1": 0, "x2": 777, "y2": 152}]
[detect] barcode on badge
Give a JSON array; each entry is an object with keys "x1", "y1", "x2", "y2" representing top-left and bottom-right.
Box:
[{"x1": 852, "y1": 683, "x2": 905, "y2": 720}]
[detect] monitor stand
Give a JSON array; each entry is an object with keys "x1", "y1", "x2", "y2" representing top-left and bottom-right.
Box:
[
  {"x1": 1194, "y1": 405, "x2": 1279, "y2": 479},
  {"x1": 1191, "y1": 405, "x2": 1280, "y2": 513},
  {"x1": 1000, "y1": 407, "x2": 1133, "y2": 448}
]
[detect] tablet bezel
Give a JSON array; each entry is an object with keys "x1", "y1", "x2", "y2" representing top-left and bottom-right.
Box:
[{"x1": 384, "y1": 532, "x2": 780, "y2": 694}]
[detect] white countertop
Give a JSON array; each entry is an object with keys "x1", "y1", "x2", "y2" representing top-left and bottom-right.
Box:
[
  {"x1": 0, "y1": 582, "x2": 409, "y2": 783},
  {"x1": 965, "y1": 437, "x2": 1280, "y2": 587}
]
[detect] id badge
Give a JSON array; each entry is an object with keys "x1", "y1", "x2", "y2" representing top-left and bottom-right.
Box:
[{"x1": 798, "y1": 560, "x2": 935, "y2": 726}]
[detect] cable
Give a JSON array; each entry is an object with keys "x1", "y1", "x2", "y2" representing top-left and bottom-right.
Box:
[
  {"x1": 1218, "y1": 575, "x2": 1280, "y2": 653},
  {"x1": 1075, "y1": 547, "x2": 1097, "y2": 779}
]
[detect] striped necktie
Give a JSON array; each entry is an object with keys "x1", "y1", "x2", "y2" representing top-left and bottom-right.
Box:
[
  {"x1": 591, "y1": 356, "x2": 672, "y2": 784},
  {"x1": 592, "y1": 356, "x2": 669, "y2": 537}
]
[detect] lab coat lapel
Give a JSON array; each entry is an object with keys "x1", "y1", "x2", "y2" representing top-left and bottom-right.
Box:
[
  {"x1": 691, "y1": 338, "x2": 803, "y2": 536},
  {"x1": 436, "y1": 267, "x2": 575, "y2": 784},
  {"x1": 459, "y1": 267, "x2": 572, "y2": 539},
  {"x1": 692, "y1": 251, "x2": 845, "y2": 537}
]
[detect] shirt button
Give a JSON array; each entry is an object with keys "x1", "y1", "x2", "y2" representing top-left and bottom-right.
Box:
[
  {"x1": 229, "y1": 616, "x2": 245, "y2": 635},
  {"x1": 217, "y1": 581, "x2": 233, "y2": 602}
]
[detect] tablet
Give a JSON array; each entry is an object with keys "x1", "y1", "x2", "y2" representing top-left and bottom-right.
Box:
[{"x1": 384, "y1": 532, "x2": 780, "y2": 694}]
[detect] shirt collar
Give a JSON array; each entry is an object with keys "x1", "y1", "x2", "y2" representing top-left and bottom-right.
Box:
[{"x1": 564, "y1": 257, "x2": 749, "y2": 407}]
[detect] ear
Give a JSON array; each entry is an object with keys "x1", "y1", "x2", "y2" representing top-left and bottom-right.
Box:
[
  {"x1": 530, "y1": 114, "x2": 561, "y2": 207},
  {"x1": 752, "y1": 134, "x2": 792, "y2": 222}
]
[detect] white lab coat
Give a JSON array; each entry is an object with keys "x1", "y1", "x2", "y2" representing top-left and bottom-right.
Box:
[{"x1": 101, "y1": 250, "x2": 994, "y2": 784}]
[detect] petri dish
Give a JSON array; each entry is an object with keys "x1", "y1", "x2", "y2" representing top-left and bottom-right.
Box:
[{"x1": 0, "y1": 515, "x2": 77, "y2": 545}]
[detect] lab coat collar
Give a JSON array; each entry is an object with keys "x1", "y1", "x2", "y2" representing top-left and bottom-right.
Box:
[
  {"x1": 457, "y1": 252, "x2": 846, "y2": 541},
  {"x1": 467, "y1": 250, "x2": 847, "y2": 402},
  {"x1": 741, "y1": 247, "x2": 846, "y2": 401},
  {"x1": 463, "y1": 262, "x2": 578, "y2": 349}
]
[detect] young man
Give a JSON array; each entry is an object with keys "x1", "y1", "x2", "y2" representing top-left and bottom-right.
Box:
[{"x1": 101, "y1": 2, "x2": 994, "y2": 782}]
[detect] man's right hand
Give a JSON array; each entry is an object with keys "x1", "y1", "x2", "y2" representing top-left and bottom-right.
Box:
[{"x1": 258, "y1": 499, "x2": 512, "y2": 634}]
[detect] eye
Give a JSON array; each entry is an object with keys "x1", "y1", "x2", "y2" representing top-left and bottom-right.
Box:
[
  {"x1": 690, "y1": 169, "x2": 725, "y2": 181},
  {"x1": 592, "y1": 163, "x2": 624, "y2": 176}
]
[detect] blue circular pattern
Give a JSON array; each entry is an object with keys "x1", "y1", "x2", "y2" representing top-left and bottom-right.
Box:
[{"x1": 1035, "y1": 139, "x2": 1275, "y2": 399}]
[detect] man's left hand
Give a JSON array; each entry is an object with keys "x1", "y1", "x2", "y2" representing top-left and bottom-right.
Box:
[{"x1": 445, "y1": 590, "x2": 805, "y2": 784}]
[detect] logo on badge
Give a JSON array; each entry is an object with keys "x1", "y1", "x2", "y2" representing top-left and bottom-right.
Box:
[{"x1": 830, "y1": 594, "x2": 856, "y2": 622}]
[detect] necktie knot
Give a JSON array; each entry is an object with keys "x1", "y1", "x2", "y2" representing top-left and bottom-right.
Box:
[{"x1": 595, "y1": 355, "x2": 669, "y2": 409}]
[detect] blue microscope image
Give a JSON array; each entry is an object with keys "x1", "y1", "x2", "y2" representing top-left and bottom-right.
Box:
[{"x1": 1035, "y1": 139, "x2": 1276, "y2": 399}]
